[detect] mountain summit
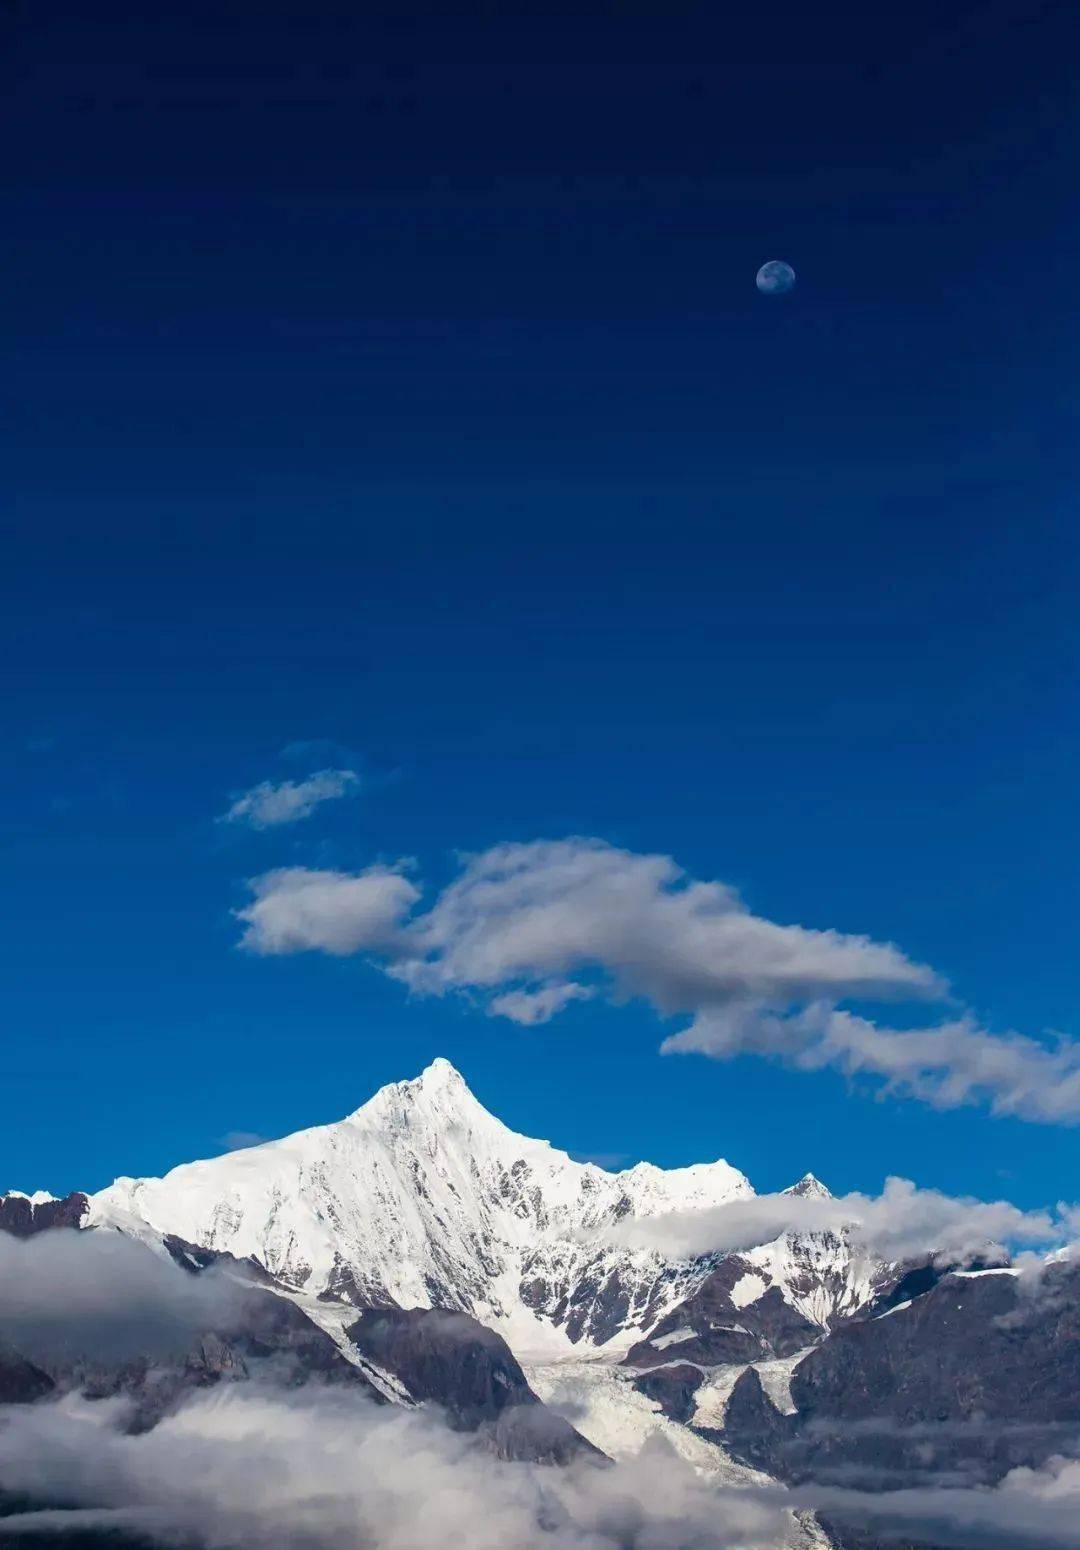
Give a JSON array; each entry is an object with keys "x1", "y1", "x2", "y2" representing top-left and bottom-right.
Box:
[{"x1": 87, "y1": 1061, "x2": 872, "y2": 1357}]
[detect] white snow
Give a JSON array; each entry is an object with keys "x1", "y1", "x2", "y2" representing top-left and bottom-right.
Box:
[
  {"x1": 729, "y1": 1272, "x2": 767, "y2": 1308},
  {"x1": 876, "y1": 1298, "x2": 914, "y2": 1319},
  {"x1": 527, "y1": 1358, "x2": 764, "y2": 1481},
  {"x1": 753, "y1": 1349, "x2": 812, "y2": 1415},
  {"x1": 689, "y1": 1366, "x2": 746, "y2": 1430},
  {"x1": 742, "y1": 1229, "x2": 883, "y2": 1329},
  {"x1": 651, "y1": 1326, "x2": 696, "y2": 1350},
  {"x1": 84, "y1": 1059, "x2": 885, "y2": 1366},
  {"x1": 88, "y1": 1059, "x2": 752, "y2": 1354}
]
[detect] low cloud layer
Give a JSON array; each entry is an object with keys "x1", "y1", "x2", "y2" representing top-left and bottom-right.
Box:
[
  {"x1": 0, "y1": 1230, "x2": 245, "y2": 1364},
  {"x1": 790, "y1": 1456, "x2": 1080, "y2": 1550},
  {"x1": 2, "y1": 1382, "x2": 1078, "y2": 1550},
  {"x1": 603, "y1": 1174, "x2": 1076, "y2": 1266},
  {"x1": 0, "y1": 1386, "x2": 800, "y2": 1550},
  {"x1": 3, "y1": 1210, "x2": 1078, "y2": 1550},
  {"x1": 233, "y1": 836, "x2": 1080, "y2": 1125},
  {"x1": 221, "y1": 768, "x2": 360, "y2": 830}
]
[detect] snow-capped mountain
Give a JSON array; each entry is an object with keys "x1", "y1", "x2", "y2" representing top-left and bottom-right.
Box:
[{"x1": 86, "y1": 1058, "x2": 879, "y2": 1358}]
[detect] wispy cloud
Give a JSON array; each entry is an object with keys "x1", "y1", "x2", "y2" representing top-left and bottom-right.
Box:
[
  {"x1": 219, "y1": 1130, "x2": 268, "y2": 1152},
  {"x1": 487, "y1": 982, "x2": 594, "y2": 1026},
  {"x1": 221, "y1": 769, "x2": 360, "y2": 830},
  {"x1": 232, "y1": 836, "x2": 1080, "y2": 1126},
  {"x1": 663, "y1": 1005, "x2": 1080, "y2": 1125},
  {"x1": 603, "y1": 1174, "x2": 1072, "y2": 1266}
]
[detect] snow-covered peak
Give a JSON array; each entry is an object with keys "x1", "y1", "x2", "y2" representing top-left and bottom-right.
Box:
[
  {"x1": 350, "y1": 1056, "x2": 501, "y2": 1132},
  {"x1": 783, "y1": 1173, "x2": 832, "y2": 1200},
  {"x1": 87, "y1": 1060, "x2": 759, "y2": 1355},
  {"x1": 357, "y1": 1055, "x2": 468, "y2": 1111}
]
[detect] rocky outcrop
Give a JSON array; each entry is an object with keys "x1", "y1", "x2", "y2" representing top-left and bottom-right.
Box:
[
  {"x1": 720, "y1": 1263, "x2": 1080, "y2": 1494},
  {"x1": 0, "y1": 1349, "x2": 54, "y2": 1404},
  {"x1": 0, "y1": 1193, "x2": 89, "y2": 1237},
  {"x1": 631, "y1": 1361, "x2": 705, "y2": 1424},
  {"x1": 347, "y1": 1306, "x2": 603, "y2": 1463}
]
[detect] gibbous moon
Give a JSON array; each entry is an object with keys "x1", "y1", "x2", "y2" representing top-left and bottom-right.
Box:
[{"x1": 756, "y1": 260, "x2": 796, "y2": 295}]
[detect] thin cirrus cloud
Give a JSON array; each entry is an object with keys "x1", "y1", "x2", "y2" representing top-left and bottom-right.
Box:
[
  {"x1": 221, "y1": 769, "x2": 360, "y2": 830},
  {"x1": 233, "y1": 835, "x2": 1080, "y2": 1125}
]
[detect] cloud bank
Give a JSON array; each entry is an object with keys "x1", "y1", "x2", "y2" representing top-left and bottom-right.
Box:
[
  {"x1": 2, "y1": 1382, "x2": 1079, "y2": 1550},
  {"x1": 603, "y1": 1174, "x2": 1073, "y2": 1266},
  {"x1": 0, "y1": 1229, "x2": 245, "y2": 1364},
  {"x1": 221, "y1": 769, "x2": 360, "y2": 830},
  {"x1": 233, "y1": 836, "x2": 1080, "y2": 1125},
  {"x1": 0, "y1": 1386, "x2": 800, "y2": 1550}
]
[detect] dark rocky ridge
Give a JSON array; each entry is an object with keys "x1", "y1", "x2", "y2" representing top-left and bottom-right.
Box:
[
  {"x1": 719, "y1": 1264, "x2": 1080, "y2": 1491},
  {"x1": 347, "y1": 1306, "x2": 604, "y2": 1463},
  {"x1": 622, "y1": 1254, "x2": 822, "y2": 1420},
  {"x1": 0, "y1": 1193, "x2": 89, "y2": 1237},
  {"x1": 0, "y1": 1215, "x2": 597, "y2": 1466},
  {"x1": 0, "y1": 1348, "x2": 55, "y2": 1404}
]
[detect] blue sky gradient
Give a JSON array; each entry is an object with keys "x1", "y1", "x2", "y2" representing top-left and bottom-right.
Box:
[{"x1": 3, "y1": 0, "x2": 1078, "y2": 1206}]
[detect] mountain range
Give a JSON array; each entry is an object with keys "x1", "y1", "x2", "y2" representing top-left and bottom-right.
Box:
[{"x1": 2, "y1": 1059, "x2": 1077, "y2": 1550}]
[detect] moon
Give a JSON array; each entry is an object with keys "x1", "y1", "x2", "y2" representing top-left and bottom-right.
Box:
[{"x1": 756, "y1": 260, "x2": 796, "y2": 296}]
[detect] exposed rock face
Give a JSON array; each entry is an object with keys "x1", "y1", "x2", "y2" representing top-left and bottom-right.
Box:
[
  {"x1": 721, "y1": 1264, "x2": 1080, "y2": 1492},
  {"x1": 627, "y1": 1259, "x2": 821, "y2": 1372},
  {"x1": 9, "y1": 1270, "x2": 384, "y2": 1432},
  {"x1": 347, "y1": 1306, "x2": 602, "y2": 1463},
  {"x1": 0, "y1": 1193, "x2": 88, "y2": 1237},
  {"x1": 0, "y1": 1349, "x2": 54, "y2": 1404},
  {"x1": 631, "y1": 1361, "x2": 706, "y2": 1425},
  {"x1": 620, "y1": 1220, "x2": 860, "y2": 1421}
]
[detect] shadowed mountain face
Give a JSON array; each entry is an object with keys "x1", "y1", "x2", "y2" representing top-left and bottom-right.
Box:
[
  {"x1": 348, "y1": 1307, "x2": 603, "y2": 1463},
  {"x1": 0, "y1": 1220, "x2": 598, "y2": 1469},
  {"x1": 0, "y1": 1351, "x2": 54, "y2": 1405},
  {"x1": 0, "y1": 1194, "x2": 88, "y2": 1238},
  {"x1": 717, "y1": 1264, "x2": 1080, "y2": 1497}
]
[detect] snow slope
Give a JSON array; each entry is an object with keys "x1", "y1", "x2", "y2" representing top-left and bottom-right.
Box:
[
  {"x1": 90, "y1": 1060, "x2": 750, "y2": 1355},
  {"x1": 88, "y1": 1059, "x2": 881, "y2": 1357}
]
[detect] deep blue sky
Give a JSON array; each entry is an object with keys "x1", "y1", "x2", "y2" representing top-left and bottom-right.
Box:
[{"x1": 3, "y1": 1, "x2": 1077, "y2": 1207}]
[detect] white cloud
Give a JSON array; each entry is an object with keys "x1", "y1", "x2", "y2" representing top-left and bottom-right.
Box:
[
  {"x1": 3, "y1": 1382, "x2": 1079, "y2": 1550},
  {"x1": 488, "y1": 982, "x2": 593, "y2": 1026},
  {"x1": 219, "y1": 1130, "x2": 268, "y2": 1152},
  {"x1": 235, "y1": 866, "x2": 419, "y2": 956},
  {"x1": 0, "y1": 1385, "x2": 800, "y2": 1550},
  {"x1": 663, "y1": 1005, "x2": 1080, "y2": 1125},
  {"x1": 789, "y1": 1455, "x2": 1080, "y2": 1549},
  {"x1": 395, "y1": 839, "x2": 940, "y2": 1010},
  {"x1": 0, "y1": 1230, "x2": 246, "y2": 1364},
  {"x1": 232, "y1": 835, "x2": 1080, "y2": 1126},
  {"x1": 603, "y1": 1174, "x2": 1071, "y2": 1266},
  {"x1": 221, "y1": 769, "x2": 360, "y2": 830}
]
